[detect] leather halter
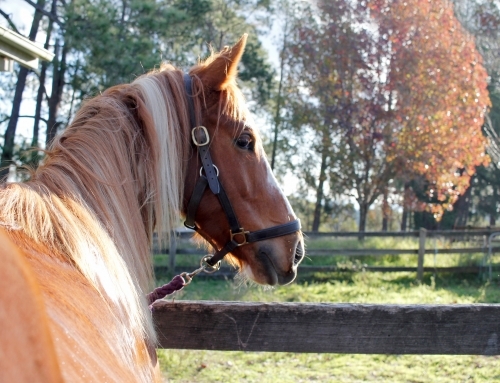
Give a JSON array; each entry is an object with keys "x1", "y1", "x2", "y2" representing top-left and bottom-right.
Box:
[{"x1": 183, "y1": 74, "x2": 301, "y2": 268}]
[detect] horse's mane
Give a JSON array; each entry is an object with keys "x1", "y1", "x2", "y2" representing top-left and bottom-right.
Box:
[{"x1": 0, "y1": 48, "x2": 254, "y2": 381}]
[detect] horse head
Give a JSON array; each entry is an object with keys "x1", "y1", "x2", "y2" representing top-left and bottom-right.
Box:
[{"x1": 183, "y1": 35, "x2": 304, "y2": 285}]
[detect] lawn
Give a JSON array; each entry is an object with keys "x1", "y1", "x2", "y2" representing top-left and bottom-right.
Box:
[{"x1": 156, "y1": 269, "x2": 500, "y2": 382}]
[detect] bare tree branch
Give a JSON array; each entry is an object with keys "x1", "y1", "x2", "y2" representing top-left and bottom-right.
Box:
[
  {"x1": 22, "y1": 0, "x2": 63, "y2": 27},
  {"x1": 0, "y1": 9, "x2": 21, "y2": 34},
  {"x1": 19, "y1": 115, "x2": 48, "y2": 124}
]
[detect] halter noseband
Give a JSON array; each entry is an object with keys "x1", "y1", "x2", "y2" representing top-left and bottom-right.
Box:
[{"x1": 183, "y1": 74, "x2": 301, "y2": 269}]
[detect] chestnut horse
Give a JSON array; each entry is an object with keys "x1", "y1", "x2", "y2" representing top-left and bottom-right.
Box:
[{"x1": 0, "y1": 35, "x2": 304, "y2": 382}]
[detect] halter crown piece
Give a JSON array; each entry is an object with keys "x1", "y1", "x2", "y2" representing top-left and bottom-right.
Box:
[{"x1": 182, "y1": 74, "x2": 301, "y2": 271}]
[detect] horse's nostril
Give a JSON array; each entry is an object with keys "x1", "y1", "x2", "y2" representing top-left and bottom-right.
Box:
[{"x1": 293, "y1": 242, "x2": 305, "y2": 266}]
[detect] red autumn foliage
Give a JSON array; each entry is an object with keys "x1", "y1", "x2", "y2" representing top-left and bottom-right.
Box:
[
  {"x1": 286, "y1": 0, "x2": 490, "y2": 228},
  {"x1": 371, "y1": 0, "x2": 490, "y2": 218}
]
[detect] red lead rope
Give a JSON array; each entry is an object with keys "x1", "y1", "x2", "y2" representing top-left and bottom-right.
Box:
[{"x1": 146, "y1": 275, "x2": 186, "y2": 309}]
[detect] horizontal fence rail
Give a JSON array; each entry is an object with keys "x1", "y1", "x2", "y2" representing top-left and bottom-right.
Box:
[
  {"x1": 306, "y1": 247, "x2": 500, "y2": 256},
  {"x1": 303, "y1": 229, "x2": 500, "y2": 238},
  {"x1": 297, "y1": 265, "x2": 500, "y2": 273},
  {"x1": 153, "y1": 228, "x2": 500, "y2": 281},
  {"x1": 153, "y1": 301, "x2": 500, "y2": 355},
  {"x1": 154, "y1": 247, "x2": 500, "y2": 256}
]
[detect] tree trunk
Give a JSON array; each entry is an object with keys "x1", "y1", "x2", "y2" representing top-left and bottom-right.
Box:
[
  {"x1": 453, "y1": 185, "x2": 472, "y2": 229},
  {"x1": 358, "y1": 202, "x2": 368, "y2": 241},
  {"x1": 311, "y1": 143, "x2": 328, "y2": 232},
  {"x1": 31, "y1": 0, "x2": 56, "y2": 167},
  {"x1": 400, "y1": 182, "x2": 410, "y2": 231},
  {"x1": 0, "y1": 68, "x2": 29, "y2": 179},
  {"x1": 490, "y1": 186, "x2": 498, "y2": 227},
  {"x1": 0, "y1": 0, "x2": 46, "y2": 179},
  {"x1": 270, "y1": 9, "x2": 289, "y2": 171},
  {"x1": 401, "y1": 206, "x2": 408, "y2": 231},
  {"x1": 45, "y1": 41, "x2": 68, "y2": 147},
  {"x1": 31, "y1": 63, "x2": 47, "y2": 165},
  {"x1": 382, "y1": 188, "x2": 390, "y2": 231}
]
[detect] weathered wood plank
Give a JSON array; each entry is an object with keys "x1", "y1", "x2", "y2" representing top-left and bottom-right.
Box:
[{"x1": 153, "y1": 301, "x2": 500, "y2": 355}]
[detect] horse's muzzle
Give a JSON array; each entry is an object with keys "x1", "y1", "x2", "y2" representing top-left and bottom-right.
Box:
[{"x1": 257, "y1": 238, "x2": 304, "y2": 286}]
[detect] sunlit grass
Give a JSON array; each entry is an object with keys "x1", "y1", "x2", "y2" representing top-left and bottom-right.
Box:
[
  {"x1": 157, "y1": 271, "x2": 500, "y2": 304},
  {"x1": 158, "y1": 351, "x2": 500, "y2": 383}
]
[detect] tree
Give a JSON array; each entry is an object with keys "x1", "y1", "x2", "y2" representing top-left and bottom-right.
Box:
[
  {"x1": 283, "y1": 1, "x2": 374, "y2": 231},
  {"x1": 0, "y1": 0, "x2": 47, "y2": 178},
  {"x1": 451, "y1": 0, "x2": 500, "y2": 227},
  {"x1": 284, "y1": 0, "x2": 489, "y2": 232},
  {"x1": 372, "y1": 0, "x2": 490, "y2": 222},
  {"x1": 471, "y1": 90, "x2": 500, "y2": 226},
  {"x1": 0, "y1": 0, "x2": 275, "y2": 174}
]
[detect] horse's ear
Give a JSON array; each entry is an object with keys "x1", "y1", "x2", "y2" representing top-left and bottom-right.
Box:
[{"x1": 198, "y1": 34, "x2": 248, "y2": 91}]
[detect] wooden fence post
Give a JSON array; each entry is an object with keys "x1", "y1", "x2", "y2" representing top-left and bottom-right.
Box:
[
  {"x1": 169, "y1": 231, "x2": 177, "y2": 275},
  {"x1": 417, "y1": 228, "x2": 427, "y2": 282}
]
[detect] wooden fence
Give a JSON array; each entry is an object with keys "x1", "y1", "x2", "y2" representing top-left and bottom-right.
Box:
[
  {"x1": 154, "y1": 228, "x2": 500, "y2": 281},
  {"x1": 153, "y1": 228, "x2": 500, "y2": 355},
  {"x1": 152, "y1": 300, "x2": 500, "y2": 355}
]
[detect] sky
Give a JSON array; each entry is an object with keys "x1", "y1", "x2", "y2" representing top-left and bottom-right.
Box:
[{"x1": 0, "y1": 0, "x2": 35, "y2": 35}]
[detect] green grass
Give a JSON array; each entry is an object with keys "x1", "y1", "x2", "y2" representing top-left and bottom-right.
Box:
[
  {"x1": 156, "y1": 271, "x2": 500, "y2": 304},
  {"x1": 156, "y1": 272, "x2": 500, "y2": 382},
  {"x1": 158, "y1": 352, "x2": 500, "y2": 382}
]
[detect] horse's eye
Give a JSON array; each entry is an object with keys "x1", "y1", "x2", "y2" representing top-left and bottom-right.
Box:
[{"x1": 236, "y1": 133, "x2": 253, "y2": 150}]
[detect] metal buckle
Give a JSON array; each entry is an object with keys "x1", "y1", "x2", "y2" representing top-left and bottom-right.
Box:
[
  {"x1": 230, "y1": 228, "x2": 250, "y2": 246},
  {"x1": 199, "y1": 165, "x2": 219, "y2": 177},
  {"x1": 184, "y1": 221, "x2": 196, "y2": 230},
  {"x1": 191, "y1": 126, "x2": 210, "y2": 146}
]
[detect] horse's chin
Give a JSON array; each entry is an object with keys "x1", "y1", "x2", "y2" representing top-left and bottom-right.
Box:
[{"x1": 240, "y1": 250, "x2": 298, "y2": 286}]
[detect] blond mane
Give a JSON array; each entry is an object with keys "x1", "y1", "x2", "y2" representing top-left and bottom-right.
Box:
[{"x1": 0, "y1": 66, "x2": 194, "y2": 382}]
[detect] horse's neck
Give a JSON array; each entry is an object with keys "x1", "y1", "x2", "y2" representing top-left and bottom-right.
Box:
[
  {"x1": 30, "y1": 73, "x2": 189, "y2": 292},
  {"x1": 0, "y1": 71, "x2": 188, "y2": 383},
  {"x1": 34, "y1": 144, "x2": 153, "y2": 294}
]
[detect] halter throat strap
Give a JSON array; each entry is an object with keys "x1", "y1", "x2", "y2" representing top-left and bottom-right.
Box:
[{"x1": 183, "y1": 74, "x2": 301, "y2": 267}]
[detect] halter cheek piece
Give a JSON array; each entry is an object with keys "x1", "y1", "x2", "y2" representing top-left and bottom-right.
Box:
[{"x1": 183, "y1": 74, "x2": 301, "y2": 272}]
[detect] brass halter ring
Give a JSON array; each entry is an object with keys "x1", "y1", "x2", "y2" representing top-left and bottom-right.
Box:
[
  {"x1": 181, "y1": 255, "x2": 222, "y2": 285},
  {"x1": 200, "y1": 255, "x2": 221, "y2": 273}
]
